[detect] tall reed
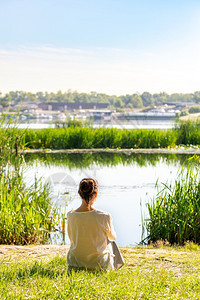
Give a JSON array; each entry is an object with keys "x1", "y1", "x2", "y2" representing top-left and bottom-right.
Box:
[
  {"x1": 1, "y1": 119, "x2": 199, "y2": 151},
  {"x1": 0, "y1": 116, "x2": 60, "y2": 244},
  {"x1": 143, "y1": 156, "x2": 200, "y2": 245},
  {"x1": 23, "y1": 127, "x2": 177, "y2": 149},
  {"x1": 175, "y1": 119, "x2": 200, "y2": 145},
  {"x1": 0, "y1": 172, "x2": 59, "y2": 244}
]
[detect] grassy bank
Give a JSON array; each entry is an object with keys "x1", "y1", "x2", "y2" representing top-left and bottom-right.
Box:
[{"x1": 0, "y1": 244, "x2": 200, "y2": 299}]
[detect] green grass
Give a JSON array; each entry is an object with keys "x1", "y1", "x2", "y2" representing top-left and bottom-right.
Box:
[
  {"x1": 144, "y1": 156, "x2": 200, "y2": 245},
  {"x1": 0, "y1": 245, "x2": 200, "y2": 299}
]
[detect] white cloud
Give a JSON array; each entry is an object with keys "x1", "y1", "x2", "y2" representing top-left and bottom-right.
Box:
[{"x1": 0, "y1": 45, "x2": 200, "y2": 95}]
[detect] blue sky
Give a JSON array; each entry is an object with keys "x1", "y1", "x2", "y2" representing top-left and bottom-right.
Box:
[{"x1": 0, "y1": 0, "x2": 200, "y2": 95}]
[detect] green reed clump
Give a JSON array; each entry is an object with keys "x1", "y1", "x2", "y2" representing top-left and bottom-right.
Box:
[
  {"x1": 0, "y1": 117, "x2": 26, "y2": 170},
  {"x1": 0, "y1": 116, "x2": 60, "y2": 244},
  {"x1": 0, "y1": 172, "x2": 58, "y2": 244},
  {"x1": 55, "y1": 117, "x2": 92, "y2": 128},
  {"x1": 144, "y1": 156, "x2": 200, "y2": 245},
  {"x1": 1, "y1": 118, "x2": 200, "y2": 150},
  {"x1": 23, "y1": 127, "x2": 177, "y2": 149},
  {"x1": 175, "y1": 119, "x2": 200, "y2": 145}
]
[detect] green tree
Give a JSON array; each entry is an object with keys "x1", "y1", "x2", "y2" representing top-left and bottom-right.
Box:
[
  {"x1": 141, "y1": 92, "x2": 154, "y2": 107},
  {"x1": 0, "y1": 93, "x2": 12, "y2": 107},
  {"x1": 193, "y1": 91, "x2": 200, "y2": 104},
  {"x1": 153, "y1": 92, "x2": 168, "y2": 105},
  {"x1": 114, "y1": 98, "x2": 124, "y2": 108}
]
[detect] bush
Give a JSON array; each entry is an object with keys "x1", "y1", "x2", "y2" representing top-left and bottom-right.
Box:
[
  {"x1": 188, "y1": 106, "x2": 200, "y2": 114},
  {"x1": 180, "y1": 110, "x2": 189, "y2": 116}
]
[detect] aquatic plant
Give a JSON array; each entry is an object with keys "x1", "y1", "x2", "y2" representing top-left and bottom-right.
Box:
[
  {"x1": 23, "y1": 127, "x2": 177, "y2": 149},
  {"x1": 143, "y1": 156, "x2": 200, "y2": 245},
  {"x1": 0, "y1": 116, "x2": 60, "y2": 244},
  {"x1": 55, "y1": 117, "x2": 92, "y2": 128},
  {"x1": 0, "y1": 172, "x2": 59, "y2": 244},
  {"x1": 175, "y1": 119, "x2": 200, "y2": 146},
  {"x1": 21, "y1": 120, "x2": 200, "y2": 149},
  {"x1": 1, "y1": 119, "x2": 199, "y2": 151}
]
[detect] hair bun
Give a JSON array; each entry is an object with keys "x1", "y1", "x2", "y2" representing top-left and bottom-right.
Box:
[
  {"x1": 80, "y1": 179, "x2": 94, "y2": 195},
  {"x1": 78, "y1": 178, "x2": 98, "y2": 204}
]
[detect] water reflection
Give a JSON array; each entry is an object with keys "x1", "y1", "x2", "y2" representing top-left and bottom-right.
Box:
[{"x1": 24, "y1": 152, "x2": 195, "y2": 169}]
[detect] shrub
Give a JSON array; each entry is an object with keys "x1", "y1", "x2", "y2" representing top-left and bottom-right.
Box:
[{"x1": 189, "y1": 106, "x2": 200, "y2": 114}]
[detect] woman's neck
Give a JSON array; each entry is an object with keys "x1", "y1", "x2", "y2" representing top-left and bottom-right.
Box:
[{"x1": 75, "y1": 200, "x2": 95, "y2": 212}]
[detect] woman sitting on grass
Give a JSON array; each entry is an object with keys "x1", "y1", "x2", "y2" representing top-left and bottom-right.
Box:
[{"x1": 67, "y1": 178, "x2": 124, "y2": 271}]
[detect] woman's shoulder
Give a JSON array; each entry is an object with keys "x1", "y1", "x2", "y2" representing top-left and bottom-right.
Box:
[
  {"x1": 67, "y1": 209, "x2": 112, "y2": 219},
  {"x1": 67, "y1": 210, "x2": 76, "y2": 217},
  {"x1": 93, "y1": 209, "x2": 112, "y2": 218}
]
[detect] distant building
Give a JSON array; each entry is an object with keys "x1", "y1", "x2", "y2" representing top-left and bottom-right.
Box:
[
  {"x1": 38, "y1": 102, "x2": 109, "y2": 111},
  {"x1": 163, "y1": 102, "x2": 196, "y2": 108},
  {"x1": 89, "y1": 110, "x2": 115, "y2": 121}
]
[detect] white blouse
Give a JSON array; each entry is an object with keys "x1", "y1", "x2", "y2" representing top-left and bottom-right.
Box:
[{"x1": 67, "y1": 209, "x2": 117, "y2": 270}]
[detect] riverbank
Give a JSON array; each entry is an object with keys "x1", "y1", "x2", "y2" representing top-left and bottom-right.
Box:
[
  {"x1": 1, "y1": 244, "x2": 200, "y2": 299},
  {"x1": 22, "y1": 146, "x2": 200, "y2": 155}
]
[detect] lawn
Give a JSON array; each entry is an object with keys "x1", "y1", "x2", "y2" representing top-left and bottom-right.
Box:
[{"x1": 0, "y1": 244, "x2": 200, "y2": 299}]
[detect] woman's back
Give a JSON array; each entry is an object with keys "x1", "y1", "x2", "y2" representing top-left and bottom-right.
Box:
[{"x1": 67, "y1": 209, "x2": 116, "y2": 270}]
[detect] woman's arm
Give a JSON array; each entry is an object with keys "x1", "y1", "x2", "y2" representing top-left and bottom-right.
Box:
[{"x1": 105, "y1": 214, "x2": 117, "y2": 241}]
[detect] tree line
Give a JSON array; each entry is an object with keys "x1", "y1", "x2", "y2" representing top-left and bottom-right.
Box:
[{"x1": 0, "y1": 90, "x2": 200, "y2": 109}]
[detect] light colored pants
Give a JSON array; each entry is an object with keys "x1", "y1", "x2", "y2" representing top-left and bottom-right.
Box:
[{"x1": 110, "y1": 241, "x2": 125, "y2": 269}]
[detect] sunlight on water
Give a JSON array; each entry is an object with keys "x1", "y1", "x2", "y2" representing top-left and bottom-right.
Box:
[{"x1": 24, "y1": 153, "x2": 194, "y2": 246}]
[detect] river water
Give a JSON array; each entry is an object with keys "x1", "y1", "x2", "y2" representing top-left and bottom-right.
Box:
[
  {"x1": 15, "y1": 119, "x2": 175, "y2": 129},
  {"x1": 24, "y1": 152, "x2": 196, "y2": 246}
]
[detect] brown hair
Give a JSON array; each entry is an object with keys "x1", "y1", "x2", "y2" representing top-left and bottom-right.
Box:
[{"x1": 78, "y1": 178, "x2": 98, "y2": 204}]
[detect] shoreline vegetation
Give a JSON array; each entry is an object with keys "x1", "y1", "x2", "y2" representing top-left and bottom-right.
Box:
[
  {"x1": 0, "y1": 118, "x2": 63, "y2": 245},
  {"x1": 0, "y1": 244, "x2": 200, "y2": 299},
  {"x1": 143, "y1": 156, "x2": 200, "y2": 245},
  {"x1": 4, "y1": 119, "x2": 200, "y2": 150}
]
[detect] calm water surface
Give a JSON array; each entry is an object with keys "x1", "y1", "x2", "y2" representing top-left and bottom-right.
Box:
[
  {"x1": 24, "y1": 153, "x2": 195, "y2": 246},
  {"x1": 15, "y1": 119, "x2": 175, "y2": 129}
]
